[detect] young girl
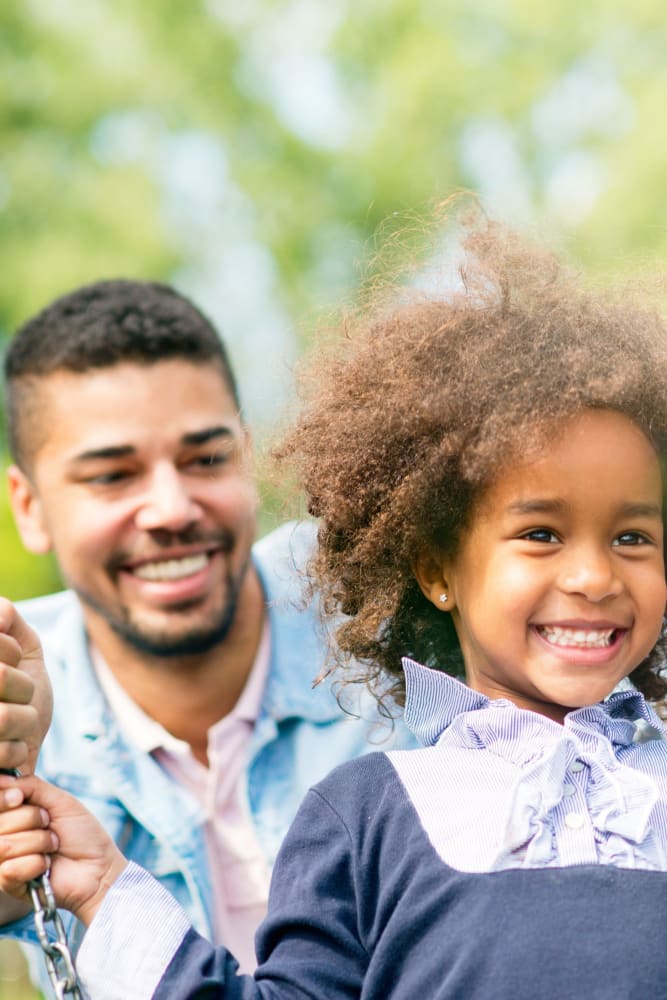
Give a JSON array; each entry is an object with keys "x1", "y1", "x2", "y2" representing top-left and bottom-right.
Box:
[{"x1": 3, "y1": 220, "x2": 667, "y2": 999}]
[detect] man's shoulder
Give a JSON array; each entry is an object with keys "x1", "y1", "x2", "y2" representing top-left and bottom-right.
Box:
[
  {"x1": 252, "y1": 520, "x2": 316, "y2": 578},
  {"x1": 16, "y1": 589, "x2": 80, "y2": 638},
  {"x1": 252, "y1": 520, "x2": 318, "y2": 614}
]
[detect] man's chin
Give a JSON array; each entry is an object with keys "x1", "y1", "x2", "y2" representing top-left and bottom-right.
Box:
[
  {"x1": 109, "y1": 618, "x2": 234, "y2": 658},
  {"x1": 75, "y1": 560, "x2": 249, "y2": 661}
]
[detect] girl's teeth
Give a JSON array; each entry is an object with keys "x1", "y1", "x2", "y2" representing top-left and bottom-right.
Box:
[
  {"x1": 538, "y1": 626, "x2": 615, "y2": 648},
  {"x1": 134, "y1": 554, "x2": 208, "y2": 581}
]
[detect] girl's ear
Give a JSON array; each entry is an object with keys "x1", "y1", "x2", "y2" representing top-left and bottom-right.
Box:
[
  {"x1": 6, "y1": 465, "x2": 53, "y2": 554},
  {"x1": 413, "y1": 550, "x2": 455, "y2": 611}
]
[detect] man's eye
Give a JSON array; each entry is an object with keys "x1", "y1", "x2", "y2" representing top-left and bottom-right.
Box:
[
  {"x1": 613, "y1": 532, "x2": 650, "y2": 546},
  {"x1": 86, "y1": 470, "x2": 130, "y2": 485},
  {"x1": 520, "y1": 528, "x2": 559, "y2": 544},
  {"x1": 193, "y1": 452, "x2": 229, "y2": 467}
]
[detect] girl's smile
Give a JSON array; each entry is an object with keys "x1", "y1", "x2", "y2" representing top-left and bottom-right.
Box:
[
  {"x1": 532, "y1": 621, "x2": 628, "y2": 664},
  {"x1": 417, "y1": 409, "x2": 667, "y2": 723}
]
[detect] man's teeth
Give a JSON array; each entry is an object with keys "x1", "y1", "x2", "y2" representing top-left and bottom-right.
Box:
[
  {"x1": 538, "y1": 625, "x2": 616, "y2": 648},
  {"x1": 133, "y1": 554, "x2": 209, "y2": 581}
]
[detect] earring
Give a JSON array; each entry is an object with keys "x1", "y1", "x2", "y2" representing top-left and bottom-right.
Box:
[{"x1": 438, "y1": 594, "x2": 448, "y2": 604}]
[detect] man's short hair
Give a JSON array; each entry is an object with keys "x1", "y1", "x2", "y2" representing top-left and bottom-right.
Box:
[{"x1": 4, "y1": 279, "x2": 240, "y2": 470}]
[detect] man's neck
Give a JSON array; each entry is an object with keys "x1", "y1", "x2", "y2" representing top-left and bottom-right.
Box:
[{"x1": 83, "y1": 567, "x2": 266, "y2": 765}]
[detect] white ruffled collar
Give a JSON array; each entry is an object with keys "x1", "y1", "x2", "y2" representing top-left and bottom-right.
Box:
[{"x1": 400, "y1": 658, "x2": 667, "y2": 871}]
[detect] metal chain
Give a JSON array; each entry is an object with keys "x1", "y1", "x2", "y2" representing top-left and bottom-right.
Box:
[
  {"x1": 28, "y1": 871, "x2": 83, "y2": 999},
  {"x1": 0, "y1": 769, "x2": 83, "y2": 998}
]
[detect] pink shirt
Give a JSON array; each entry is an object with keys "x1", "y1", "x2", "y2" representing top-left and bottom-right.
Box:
[{"x1": 92, "y1": 627, "x2": 272, "y2": 973}]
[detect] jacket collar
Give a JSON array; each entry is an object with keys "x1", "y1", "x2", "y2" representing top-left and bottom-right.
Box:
[{"x1": 251, "y1": 520, "x2": 345, "y2": 725}]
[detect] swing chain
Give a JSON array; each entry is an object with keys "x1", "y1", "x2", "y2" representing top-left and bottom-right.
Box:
[
  {"x1": 28, "y1": 870, "x2": 83, "y2": 999},
  {"x1": 0, "y1": 769, "x2": 83, "y2": 998}
]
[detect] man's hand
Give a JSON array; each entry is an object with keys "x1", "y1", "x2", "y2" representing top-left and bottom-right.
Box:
[{"x1": 0, "y1": 598, "x2": 53, "y2": 774}]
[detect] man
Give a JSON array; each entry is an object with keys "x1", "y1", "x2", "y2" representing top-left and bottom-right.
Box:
[{"x1": 0, "y1": 279, "x2": 414, "y2": 992}]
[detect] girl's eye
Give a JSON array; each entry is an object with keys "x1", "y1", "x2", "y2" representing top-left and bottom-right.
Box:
[
  {"x1": 613, "y1": 531, "x2": 649, "y2": 547},
  {"x1": 520, "y1": 528, "x2": 559, "y2": 544}
]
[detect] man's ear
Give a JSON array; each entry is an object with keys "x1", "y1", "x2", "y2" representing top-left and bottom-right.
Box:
[
  {"x1": 413, "y1": 550, "x2": 456, "y2": 611},
  {"x1": 6, "y1": 465, "x2": 53, "y2": 554}
]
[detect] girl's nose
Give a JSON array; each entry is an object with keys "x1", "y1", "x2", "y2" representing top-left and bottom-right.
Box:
[{"x1": 559, "y1": 546, "x2": 623, "y2": 602}]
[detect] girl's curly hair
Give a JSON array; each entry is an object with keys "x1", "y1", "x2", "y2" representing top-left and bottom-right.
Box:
[{"x1": 276, "y1": 215, "x2": 667, "y2": 710}]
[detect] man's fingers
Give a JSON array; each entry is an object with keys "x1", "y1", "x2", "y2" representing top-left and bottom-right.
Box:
[
  {"x1": 0, "y1": 635, "x2": 22, "y2": 672},
  {"x1": 0, "y1": 702, "x2": 37, "y2": 740},
  {"x1": 0, "y1": 602, "x2": 53, "y2": 775},
  {"x1": 0, "y1": 698, "x2": 37, "y2": 771},
  {"x1": 0, "y1": 662, "x2": 35, "y2": 706},
  {"x1": 0, "y1": 599, "x2": 43, "y2": 664},
  {"x1": 0, "y1": 742, "x2": 30, "y2": 772}
]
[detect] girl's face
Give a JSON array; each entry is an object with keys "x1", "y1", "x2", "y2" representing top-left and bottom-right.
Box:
[{"x1": 418, "y1": 409, "x2": 666, "y2": 722}]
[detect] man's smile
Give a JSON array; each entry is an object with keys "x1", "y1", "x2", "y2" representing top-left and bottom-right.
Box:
[{"x1": 132, "y1": 553, "x2": 212, "y2": 582}]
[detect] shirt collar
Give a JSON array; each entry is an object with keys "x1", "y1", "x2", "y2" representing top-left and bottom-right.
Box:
[
  {"x1": 403, "y1": 658, "x2": 487, "y2": 745},
  {"x1": 91, "y1": 620, "x2": 271, "y2": 755},
  {"x1": 402, "y1": 656, "x2": 667, "y2": 748}
]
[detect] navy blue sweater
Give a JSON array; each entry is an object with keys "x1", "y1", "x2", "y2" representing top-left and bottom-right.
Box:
[
  {"x1": 153, "y1": 753, "x2": 667, "y2": 999},
  {"x1": 78, "y1": 667, "x2": 667, "y2": 998}
]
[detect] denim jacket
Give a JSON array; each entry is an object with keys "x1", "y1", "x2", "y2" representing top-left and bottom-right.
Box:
[{"x1": 9, "y1": 521, "x2": 416, "y2": 995}]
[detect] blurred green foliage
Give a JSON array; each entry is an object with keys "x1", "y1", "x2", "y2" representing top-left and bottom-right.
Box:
[
  {"x1": 0, "y1": 940, "x2": 38, "y2": 999},
  {"x1": 0, "y1": 473, "x2": 60, "y2": 600},
  {"x1": 1, "y1": 0, "x2": 667, "y2": 599}
]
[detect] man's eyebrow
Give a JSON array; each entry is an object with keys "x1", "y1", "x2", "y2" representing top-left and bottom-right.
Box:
[
  {"x1": 182, "y1": 426, "x2": 236, "y2": 447},
  {"x1": 70, "y1": 427, "x2": 235, "y2": 463},
  {"x1": 72, "y1": 445, "x2": 135, "y2": 463}
]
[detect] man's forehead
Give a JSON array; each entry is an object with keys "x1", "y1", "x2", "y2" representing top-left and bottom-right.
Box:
[
  {"x1": 25, "y1": 360, "x2": 242, "y2": 462},
  {"x1": 33, "y1": 360, "x2": 235, "y2": 414},
  {"x1": 36, "y1": 358, "x2": 233, "y2": 396}
]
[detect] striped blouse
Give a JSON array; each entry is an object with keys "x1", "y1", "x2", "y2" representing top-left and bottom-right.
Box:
[{"x1": 393, "y1": 657, "x2": 667, "y2": 872}]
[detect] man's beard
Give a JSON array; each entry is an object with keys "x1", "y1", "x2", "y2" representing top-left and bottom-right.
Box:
[{"x1": 76, "y1": 557, "x2": 250, "y2": 660}]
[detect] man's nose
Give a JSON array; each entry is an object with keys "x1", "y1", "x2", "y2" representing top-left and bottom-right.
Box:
[{"x1": 134, "y1": 465, "x2": 202, "y2": 532}]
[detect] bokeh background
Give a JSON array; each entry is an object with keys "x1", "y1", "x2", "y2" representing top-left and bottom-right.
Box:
[{"x1": 1, "y1": 0, "x2": 667, "y2": 994}]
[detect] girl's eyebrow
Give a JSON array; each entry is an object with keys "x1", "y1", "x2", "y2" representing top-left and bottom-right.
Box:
[
  {"x1": 618, "y1": 502, "x2": 663, "y2": 519},
  {"x1": 506, "y1": 499, "x2": 662, "y2": 518},
  {"x1": 505, "y1": 498, "x2": 567, "y2": 515}
]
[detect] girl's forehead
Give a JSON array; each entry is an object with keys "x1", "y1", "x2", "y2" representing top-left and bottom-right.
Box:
[
  {"x1": 477, "y1": 409, "x2": 661, "y2": 514},
  {"x1": 495, "y1": 408, "x2": 653, "y2": 467}
]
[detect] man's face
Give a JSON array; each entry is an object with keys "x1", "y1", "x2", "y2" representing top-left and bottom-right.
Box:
[{"x1": 8, "y1": 360, "x2": 258, "y2": 657}]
